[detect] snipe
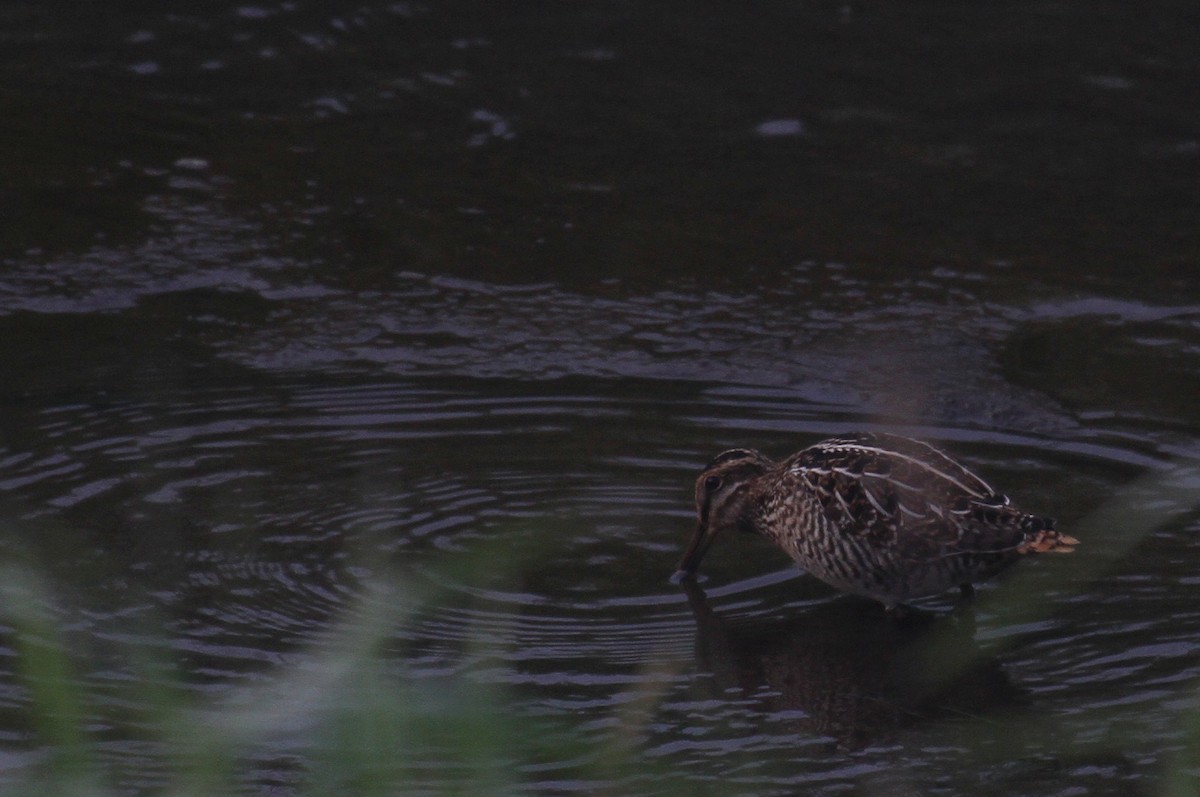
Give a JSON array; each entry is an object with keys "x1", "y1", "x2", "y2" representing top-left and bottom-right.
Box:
[{"x1": 673, "y1": 432, "x2": 1077, "y2": 610}]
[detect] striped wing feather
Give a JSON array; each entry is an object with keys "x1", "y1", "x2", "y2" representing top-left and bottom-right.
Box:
[{"x1": 787, "y1": 433, "x2": 1036, "y2": 559}]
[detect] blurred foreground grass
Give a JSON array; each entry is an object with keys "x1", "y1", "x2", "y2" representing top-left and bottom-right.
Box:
[
  {"x1": 2, "y1": 457, "x2": 1200, "y2": 795},
  {"x1": 0, "y1": 551, "x2": 624, "y2": 796}
]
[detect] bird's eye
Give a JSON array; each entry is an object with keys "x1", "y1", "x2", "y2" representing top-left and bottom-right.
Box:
[{"x1": 704, "y1": 475, "x2": 722, "y2": 492}]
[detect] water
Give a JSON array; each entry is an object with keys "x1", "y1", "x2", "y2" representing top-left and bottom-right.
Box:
[{"x1": 2, "y1": 2, "x2": 1200, "y2": 795}]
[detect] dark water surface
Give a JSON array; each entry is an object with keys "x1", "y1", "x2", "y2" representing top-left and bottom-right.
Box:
[{"x1": 2, "y1": 2, "x2": 1200, "y2": 795}]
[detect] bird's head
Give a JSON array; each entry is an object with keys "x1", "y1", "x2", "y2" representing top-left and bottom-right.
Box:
[{"x1": 671, "y1": 449, "x2": 773, "y2": 582}]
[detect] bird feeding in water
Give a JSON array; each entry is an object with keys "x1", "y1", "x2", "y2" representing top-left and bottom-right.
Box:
[{"x1": 672, "y1": 432, "x2": 1077, "y2": 610}]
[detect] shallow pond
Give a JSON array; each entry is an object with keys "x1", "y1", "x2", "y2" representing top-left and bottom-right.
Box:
[{"x1": 2, "y1": 2, "x2": 1199, "y2": 795}]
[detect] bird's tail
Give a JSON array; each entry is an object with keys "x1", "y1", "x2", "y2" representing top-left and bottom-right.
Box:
[{"x1": 1017, "y1": 516, "x2": 1078, "y2": 554}]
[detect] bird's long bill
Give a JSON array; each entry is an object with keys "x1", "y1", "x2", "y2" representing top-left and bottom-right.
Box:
[{"x1": 670, "y1": 520, "x2": 716, "y2": 583}]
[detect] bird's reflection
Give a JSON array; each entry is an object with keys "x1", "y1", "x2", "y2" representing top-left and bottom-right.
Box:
[{"x1": 681, "y1": 580, "x2": 1020, "y2": 749}]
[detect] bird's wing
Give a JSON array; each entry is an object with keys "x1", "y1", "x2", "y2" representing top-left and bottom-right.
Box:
[{"x1": 787, "y1": 433, "x2": 1030, "y2": 559}]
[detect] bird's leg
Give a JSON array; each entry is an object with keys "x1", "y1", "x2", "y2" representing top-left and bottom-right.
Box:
[{"x1": 952, "y1": 583, "x2": 979, "y2": 632}]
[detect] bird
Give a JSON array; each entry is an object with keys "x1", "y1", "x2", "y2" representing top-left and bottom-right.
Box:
[{"x1": 672, "y1": 432, "x2": 1078, "y2": 610}]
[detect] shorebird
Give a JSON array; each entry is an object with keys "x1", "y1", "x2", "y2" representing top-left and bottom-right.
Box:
[{"x1": 672, "y1": 432, "x2": 1077, "y2": 609}]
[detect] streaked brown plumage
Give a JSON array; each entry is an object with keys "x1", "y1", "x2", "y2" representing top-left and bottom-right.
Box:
[{"x1": 673, "y1": 432, "x2": 1078, "y2": 609}]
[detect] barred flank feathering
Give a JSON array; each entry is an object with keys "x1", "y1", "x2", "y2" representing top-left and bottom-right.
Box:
[{"x1": 674, "y1": 432, "x2": 1077, "y2": 609}]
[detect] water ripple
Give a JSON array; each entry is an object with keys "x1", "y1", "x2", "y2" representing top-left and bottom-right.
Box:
[{"x1": 1, "y1": 341, "x2": 1198, "y2": 795}]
